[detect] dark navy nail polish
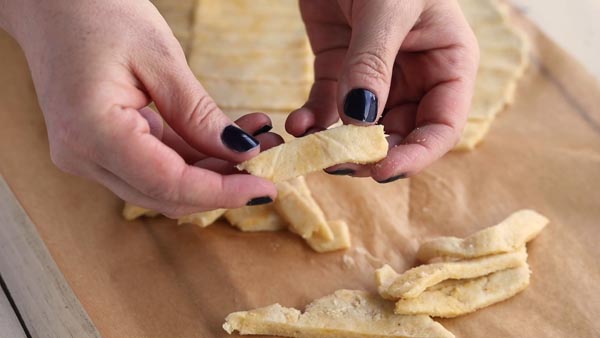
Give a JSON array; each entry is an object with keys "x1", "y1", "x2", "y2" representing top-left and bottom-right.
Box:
[
  {"x1": 344, "y1": 88, "x2": 378, "y2": 122},
  {"x1": 246, "y1": 196, "x2": 273, "y2": 206},
  {"x1": 324, "y1": 168, "x2": 355, "y2": 176},
  {"x1": 252, "y1": 124, "x2": 272, "y2": 136},
  {"x1": 376, "y1": 173, "x2": 407, "y2": 184},
  {"x1": 221, "y1": 125, "x2": 259, "y2": 152}
]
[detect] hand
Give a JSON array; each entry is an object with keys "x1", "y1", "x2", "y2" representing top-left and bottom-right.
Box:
[
  {"x1": 2, "y1": 0, "x2": 280, "y2": 217},
  {"x1": 287, "y1": 0, "x2": 479, "y2": 182}
]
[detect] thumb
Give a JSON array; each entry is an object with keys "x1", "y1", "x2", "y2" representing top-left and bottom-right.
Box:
[
  {"x1": 337, "y1": 0, "x2": 423, "y2": 124},
  {"x1": 133, "y1": 42, "x2": 261, "y2": 163}
]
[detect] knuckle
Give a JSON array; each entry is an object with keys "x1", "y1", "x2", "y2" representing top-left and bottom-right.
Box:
[
  {"x1": 160, "y1": 206, "x2": 187, "y2": 219},
  {"x1": 184, "y1": 95, "x2": 221, "y2": 128},
  {"x1": 137, "y1": 22, "x2": 184, "y2": 63},
  {"x1": 142, "y1": 165, "x2": 188, "y2": 203},
  {"x1": 450, "y1": 126, "x2": 463, "y2": 147},
  {"x1": 347, "y1": 50, "x2": 390, "y2": 86},
  {"x1": 121, "y1": 110, "x2": 151, "y2": 136},
  {"x1": 141, "y1": 179, "x2": 176, "y2": 201},
  {"x1": 49, "y1": 147, "x2": 73, "y2": 173},
  {"x1": 48, "y1": 125, "x2": 80, "y2": 174}
]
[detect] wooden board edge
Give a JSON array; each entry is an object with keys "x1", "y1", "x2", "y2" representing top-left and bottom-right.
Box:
[
  {"x1": 0, "y1": 279, "x2": 27, "y2": 338},
  {"x1": 0, "y1": 175, "x2": 101, "y2": 338}
]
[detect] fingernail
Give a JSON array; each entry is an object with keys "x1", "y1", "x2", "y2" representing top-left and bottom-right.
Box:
[
  {"x1": 324, "y1": 168, "x2": 355, "y2": 176},
  {"x1": 246, "y1": 196, "x2": 273, "y2": 206},
  {"x1": 376, "y1": 174, "x2": 407, "y2": 184},
  {"x1": 252, "y1": 124, "x2": 272, "y2": 136},
  {"x1": 344, "y1": 88, "x2": 378, "y2": 122},
  {"x1": 221, "y1": 125, "x2": 259, "y2": 152}
]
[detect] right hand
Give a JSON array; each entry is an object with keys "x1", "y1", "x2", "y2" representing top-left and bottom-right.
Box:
[
  {"x1": 2, "y1": 0, "x2": 280, "y2": 217},
  {"x1": 287, "y1": 0, "x2": 478, "y2": 182}
]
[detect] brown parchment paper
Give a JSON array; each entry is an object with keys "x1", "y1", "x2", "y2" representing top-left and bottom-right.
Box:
[{"x1": 0, "y1": 10, "x2": 599, "y2": 338}]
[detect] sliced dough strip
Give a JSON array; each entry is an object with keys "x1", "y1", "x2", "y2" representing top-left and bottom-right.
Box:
[
  {"x1": 223, "y1": 289, "x2": 455, "y2": 338},
  {"x1": 453, "y1": 0, "x2": 529, "y2": 150},
  {"x1": 417, "y1": 209, "x2": 548, "y2": 262},
  {"x1": 224, "y1": 204, "x2": 286, "y2": 232},
  {"x1": 305, "y1": 220, "x2": 351, "y2": 253},
  {"x1": 394, "y1": 265, "x2": 531, "y2": 318},
  {"x1": 122, "y1": 203, "x2": 159, "y2": 221},
  {"x1": 177, "y1": 209, "x2": 226, "y2": 227},
  {"x1": 274, "y1": 177, "x2": 333, "y2": 241},
  {"x1": 238, "y1": 125, "x2": 388, "y2": 182},
  {"x1": 376, "y1": 248, "x2": 527, "y2": 300},
  {"x1": 189, "y1": 0, "x2": 312, "y2": 110}
]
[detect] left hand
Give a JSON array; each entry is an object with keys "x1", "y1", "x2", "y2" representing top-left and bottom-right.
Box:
[{"x1": 286, "y1": 0, "x2": 479, "y2": 182}]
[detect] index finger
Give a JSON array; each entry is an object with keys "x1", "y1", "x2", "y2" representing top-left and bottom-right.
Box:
[
  {"x1": 370, "y1": 79, "x2": 472, "y2": 182},
  {"x1": 96, "y1": 107, "x2": 277, "y2": 209}
]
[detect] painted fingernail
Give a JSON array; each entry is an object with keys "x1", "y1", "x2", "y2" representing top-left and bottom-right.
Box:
[
  {"x1": 324, "y1": 168, "x2": 355, "y2": 176},
  {"x1": 344, "y1": 88, "x2": 378, "y2": 122},
  {"x1": 246, "y1": 196, "x2": 273, "y2": 206},
  {"x1": 376, "y1": 174, "x2": 407, "y2": 184},
  {"x1": 221, "y1": 125, "x2": 259, "y2": 152},
  {"x1": 252, "y1": 124, "x2": 272, "y2": 136}
]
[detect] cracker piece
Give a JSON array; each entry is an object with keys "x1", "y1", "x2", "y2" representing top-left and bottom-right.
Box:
[
  {"x1": 238, "y1": 125, "x2": 388, "y2": 183},
  {"x1": 453, "y1": 0, "x2": 529, "y2": 150},
  {"x1": 376, "y1": 248, "x2": 527, "y2": 300},
  {"x1": 306, "y1": 220, "x2": 351, "y2": 253},
  {"x1": 177, "y1": 209, "x2": 226, "y2": 227},
  {"x1": 274, "y1": 177, "x2": 333, "y2": 241},
  {"x1": 122, "y1": 203, "x2": 159, "y2": 221},
  {"x1": 394, "y1": 265, "x2": 530, "y2": 318},
  {"x1": 224, "y1": 204, "x2": 287, "y2": 232},
  {"x1": 223, "y1": 289, "x2": 455, "y2": 338},
  {"x1": 417, "y1": 209, "x2": 548, "y2": 262}
]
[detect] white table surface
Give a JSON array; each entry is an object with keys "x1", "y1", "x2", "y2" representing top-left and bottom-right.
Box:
[{"x1": 511, "y1": 0, "x2": 600, "y2": 81}]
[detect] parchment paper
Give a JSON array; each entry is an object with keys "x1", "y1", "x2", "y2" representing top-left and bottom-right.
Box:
[{"x1": 0, "y1": 9, "x2": 599, "y2": 338}]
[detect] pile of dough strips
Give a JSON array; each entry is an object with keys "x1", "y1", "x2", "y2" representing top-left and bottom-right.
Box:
[
  {"x1": 125, "y1": 125, "x2": 548, "y2": 337},
  {"x1": 224, "y1": 209, "x2": 547, "y2": 338},
  {"x1": 124, "y1": 125, "x2": 388, "y2": 253}
]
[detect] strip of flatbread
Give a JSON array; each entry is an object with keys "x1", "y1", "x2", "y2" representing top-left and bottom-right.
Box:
[
  {"x1": 454, "y1": 119, "x2": 492, "y2": 150},
  {"x1": 376, "y1": 248, "x2": 527, "y2": 300},
  {"x1": 194, "y1": 0, "x2": 304, "y2": 30},
  {"x1": 274, "y1": 177, "x2": 333, "y2": 241},
  {"x1": 199, "y1": 79, "x2": 311, "y2": 110},
  {"x1": 122, "y1": 203, "x2": 159, "y2": 221},
  {"x1": 193, "y1": 31, "x2": 309, "y2": 54},
  {"x1": 454, "y1": 0, "x2": 529, "y2": 150},
  {"x1": 201, "y1": 0, "x2": 302, "y2": 16},
  {"x1": 238, "y1": 125, "x2": 388, "y2": 182},
  {"x1": 306, "y1": 220, "x2": 351, "y2": 253},
  {"x1": 223, "y1": 289, "x2": 455, "y2": 338},
  {"x1": 192, "y1": 50, "x2": 312, "y2": 83},
  {"x1": 177, "y1": 209, "x2": 226, "y2": 227},
  {"x1": 189, "y1": 0, "x2": 313, "y2": 110},
  {"x1": 417, "y1": 209, "x2": 548, "y2": 262},
  {"x1": 394, "y1": 265, "x2": 531, "y2": 318},
  {"x1": 224, "y1": 204, "x2": 287, "y2": 232}
]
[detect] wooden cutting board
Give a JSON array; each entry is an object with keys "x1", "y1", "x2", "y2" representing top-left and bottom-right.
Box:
[{"x1": 0, "y1": 8, "x2": 599, "y2": 338}]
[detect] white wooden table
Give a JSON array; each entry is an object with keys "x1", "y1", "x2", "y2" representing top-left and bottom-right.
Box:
[
  {"x1": 513, "y1": 0, "x2": 600, "y2": 81},
  {"x1": 0, "y1": 284, "x2": 27, "y2": 338},
  {"x1": 0, "y1": 178, "x2": 101, "y2": 338}
]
